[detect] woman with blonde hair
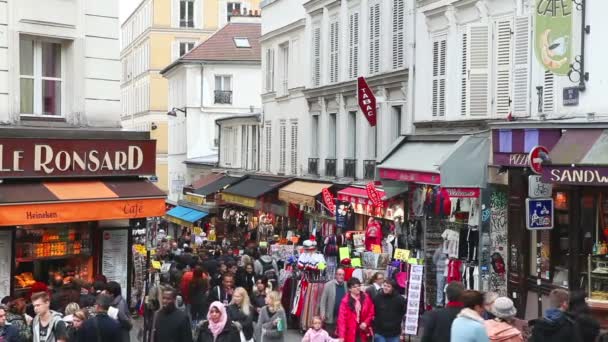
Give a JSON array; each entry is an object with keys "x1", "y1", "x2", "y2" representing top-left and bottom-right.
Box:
[
  {"x1": 227, "y1": 287, "x2": 255, "y2": 342},
  {"x1": 255, "y1": 291, "x2": 286, "y2": 342}
]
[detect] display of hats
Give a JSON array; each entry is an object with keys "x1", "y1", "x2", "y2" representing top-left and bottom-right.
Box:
[{"x1": 303, "y1": 239, "x2": 317, "y2": 250}]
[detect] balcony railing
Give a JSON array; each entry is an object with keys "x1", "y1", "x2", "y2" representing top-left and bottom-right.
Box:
[
  {"x1": 364, "y1": 160, "x2": 376, "y2": 180},
  {"x1": 214, "y1": 90, "x2": 233, "y2": 104},
  {"x1": 325, "y1": 158, "x2": 336, "y2": 177},
  {"x1": 344, "y1": 159, "x2": 357, "y2": 178},
  {"x1": 308, "y1": 158, "x2": 319, "y2": 176}
]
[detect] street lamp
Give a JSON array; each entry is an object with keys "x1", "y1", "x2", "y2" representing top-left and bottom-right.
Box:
[{"x1": 167, "y1": 107, "x2": 187, "y2": 117}]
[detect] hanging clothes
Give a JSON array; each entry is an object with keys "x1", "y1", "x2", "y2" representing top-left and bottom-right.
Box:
[
  {"x1": 365, "y1": 218, "x2": 383, "y2": 251},
  {"x1": 446, "y1": 259, "x2": 463, "y2": 283},
  {"x1": 441, "y1": 229, "x2": 460, "y2": 258}
]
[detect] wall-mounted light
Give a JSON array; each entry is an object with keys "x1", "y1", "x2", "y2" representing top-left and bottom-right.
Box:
[
  {"x1": 151, "y1": 122, "x2": 158, "y2": 130},
  {"x1": 168, "y1": 107, "x2": 187, "y2": 117}
]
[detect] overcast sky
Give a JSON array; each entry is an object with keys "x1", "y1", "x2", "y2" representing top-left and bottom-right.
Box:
[{"x1": 119, "y1": 0, "x2": 140, "y2": 24}]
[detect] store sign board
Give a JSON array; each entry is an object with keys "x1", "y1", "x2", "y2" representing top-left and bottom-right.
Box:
[
  {"x1": 493, "y1": 153, "x2": 529, "y2": 167},
  {"x1": 184, "y1": 193, "x2": 206, "y2": 206},
  {"x1": 366, "y1": 182, "x2": 383, "y2": 208},
  {"x1": 378, "y1": 168, "x2": 440, "y2": 185},
  {"x1": 444, "y1": 188, "x2": 480, "y2": 198},
  {"x1": 542, "y1": 166, "x2": 608, "y2": 186},
  {"x1": 529, "y1": 175, "x2": 553, "y2": 198},
  {"x1": 0, "y1": 198, "x2": 165, "y2": 226},
  {"x1": 534, "y1": 0, "x2": 573, "y2": 76},
  {"x1": 321, "y1": 188, "x2": 335, "y2": 215},
  {"x1": 221, "y1": 193, "x2": 256, "y2": 208},
  {"x1": 357, "y1": 77, "x2": 377, "y2": 127},
  {"x1": 525, "y1": 198, "x2": 554, "y2": 230},
  {"x1": 337, "y1": 193, "x2": 404, "y2": 221},
  {"x1": 0, "y1": 138, "x2": 156, "y2": 178},
  {"x1": 102, "y1": 230, "x2": 129, "y2": 298},
  {"x1": 404, "y1": 264, "x2": 424, "y2": 335}
]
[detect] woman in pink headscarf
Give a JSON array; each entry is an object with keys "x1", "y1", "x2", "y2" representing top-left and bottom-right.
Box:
[{"x1": 197, "y1": 301, "x2": 240, "y2": 342}]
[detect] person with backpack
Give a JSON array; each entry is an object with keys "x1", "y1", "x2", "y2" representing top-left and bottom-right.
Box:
[
  {"x1": 484, "y1": 297, "x2": 524, "y2": 342},
  {"x1": 254, "y1": 255, "x2": 278, "y2": 285},
  {"x1": 32, "y1": 291, "x2": 68, "y2": 342},
  {"x1": 77, "y1": 294, "x2": 121, "y2": 342},
  {"x1": 529, "y1": 289, "x2": 579, "y2": 342},
  {"x1": 208, "y1": 274, "x2": 235, "y2": 306}
]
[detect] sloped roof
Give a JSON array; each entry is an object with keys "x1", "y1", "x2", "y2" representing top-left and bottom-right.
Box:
[{"x1": 182, "y1": 22, "x2": 261, "y2": 62}]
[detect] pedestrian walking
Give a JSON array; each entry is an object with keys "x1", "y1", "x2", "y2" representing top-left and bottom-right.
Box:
[
  {"x1": 484, "y1": 297, "x2": 523, "y2": 342},
  {"x1": 0, "y1": 305, "x2": 20, "y2": 342},
  {"x1": 365, "y1": 272, "x2": 384, "y2": 299},
  {"x1": 236, "y1": 264, "x2": 257, "y2": 296},
  {"x1": 209, "y1": 274, "x2": 235, "y2": 306},
  {"x1": 252, "y1": 277, "x2": 268, "y2": 315},
  {"x1": 105, "y1": 281, "x2": 132, "y2": 342},
  {"x1": 255, "y1": 291, "x2": 287, "y2": 342},
  {"x1": 189, "y1": 266, "x2": 210, "y2": 324},
  {"x1": 151, "y1": 287, "x2": 193, "y2": 342},
  {"x1": 335, "y1": 277, "x2": 375, "y2": 342},
  {"x1": 66, "y1": 310, "x2": 87, "y2": 342},
  {"x1": 196, "y1": 301, "x2": 240, "y2": 342},
  {"x1": 78, "y1": 294, "x2": 121, "y2": 342},
  {"x1": 372, "y1": 279, "x2": 406, "y2": 342},
  {"x1": 483, "y1": 292, "x2": 499, "y2": 320},
  {"x1": 319, "y1": 268, "x2": 347, "y2": 337},
  {"x1": 421, "y1": 282, "x2": 465, "y2": 342},
  {"x1": 302, "y1": 316, "x2": 338, "y2": 342},
  {"x1": 32, "y1": 291, "x2": 68, "y2": 342},
  {"x1": 529, "y1": 289, "x2": 579, "y2": 342},
  {"x1": 450, "y1": 290, "x2": 489, "y2": 342},
  {"x1": 226, "y1": 287, "x2": 255, "y2": 342},
  {"x1": 568, "y1": 291, "x2": 599, "y2": 342},
  {"x1": 6, "y1": 296, "x2": 32, "y2": 342}
]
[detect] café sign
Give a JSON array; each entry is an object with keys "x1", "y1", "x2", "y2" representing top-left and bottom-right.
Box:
[{"x1": 0, "y1": 138, "x2": 156, "y2": 178}]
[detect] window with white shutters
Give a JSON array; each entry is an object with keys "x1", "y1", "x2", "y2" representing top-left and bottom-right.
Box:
[
  {"x1": 279, "y1": 120, "x2": 287, "y2": 173},
  {"x1": 265, "y1": 121, "x2": 272, "y2": 172},
  {"x1": 311, "y1": 115, "x2": 319, "y2": 157},
  {"x1": 468, "y1": 24, "x2": 491, "y2": 116},
  {"x1": 432, "y1": 36, "x2": 447, "y2": 117},
  {"x1": 348, "y1": 12, "x2": 360, "y2": 79},
  {"x1": 290, "y1": 120, "x2": 298, "y2": 175},
  {"x1": 329, "y1": 18, "x2": 340, "y2": 83},
  {"x1": 392, "y1": 0, "x2": 405, "y2": 69},
  {"x1": 312, "y1": 26, "x2": 321, "y2": 86},
  {"x1": 543, "y1": 71, "x2": 554, "y2": 114},
  {"x1": 512, "y1": 16, "x2": 531, "y2": 116},
  {"x1": 494, "y1": 19, "x2": 513, "y2": 117},
  {"x1": 280, "y1": 43, "x2": 289, "y2": 95},
  {"x1": 251, "y1": 125, "x2": 258, "y2": 170},
  {"x1": 369, "y1": 2, "x2": 381, "y2": 74},
  {"x1": 460, "y1": 31, "x2": 468, "y2": 116},
  {"x1": 265, "y1": 49, "x2": 274, "y2": 92}
]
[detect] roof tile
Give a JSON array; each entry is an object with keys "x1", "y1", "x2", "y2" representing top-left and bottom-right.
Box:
[{"x1": 182, "y1": 22, "x2": 261, "y2": 62}]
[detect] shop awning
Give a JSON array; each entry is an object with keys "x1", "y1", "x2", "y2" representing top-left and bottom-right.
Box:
[
  {"x1": 278, "y1": 181, "x2": 331, "y2": 207},
  {"x1": 380, "y1": 180, "x2": 409, "y2": 200},
  {"x1": 194, "y1": 175, "x2": 242, "y2": 196},
  {"x1": 221, "y1": 176, "x2": 288, "y2": 208},
  {"x1": 338, "y1": 186, "x2": 384, "y2": 201},
  {"x1": 377, "y1": 141, "x2": 455, "y2": 185},
  {"x1": 548, "y1": 129, "x2": 608, "y2": 165},
  {"x1": 166, "y1": 206, "x2": 208, "y2": 223},
  {"x1": 439, "y1": 135, "x2": 490, "y2": 189},
  {"x1": 0, "y1": 179, "x2": 166, "y2": 226}
]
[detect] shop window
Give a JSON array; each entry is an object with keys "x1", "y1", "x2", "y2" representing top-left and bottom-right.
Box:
[{"x1": 20, "y1": 37, "x2": 63, "y2": 116}]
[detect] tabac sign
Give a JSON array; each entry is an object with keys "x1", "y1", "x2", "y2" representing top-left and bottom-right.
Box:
[
  {"x1": 0, "y1": 138, "x2": 156, "y2": 178},
  {"x1": 534, "y1": 0, "x2": 573, "y2": 75}
]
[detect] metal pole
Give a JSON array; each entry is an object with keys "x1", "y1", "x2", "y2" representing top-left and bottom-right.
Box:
[{"x1": 537, "y1": 231, "x2": 543, "y2": 317}]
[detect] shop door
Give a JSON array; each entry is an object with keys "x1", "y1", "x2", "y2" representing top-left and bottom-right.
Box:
[{"x1": 507, "y1": 170, "x2": 528, "y2": 317}]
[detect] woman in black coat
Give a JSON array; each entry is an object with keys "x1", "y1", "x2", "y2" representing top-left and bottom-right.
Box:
[
  {"x1": 568, "y1": 290, "x2": 600, "y2": 342},
  {"x1": 226, "y1": 287, "x2": 255, "y2": 341},
  {"x1": 197, "y1": 301, "x2": 240, "y2": 342}
]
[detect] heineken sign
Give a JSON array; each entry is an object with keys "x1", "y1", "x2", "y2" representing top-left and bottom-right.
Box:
[{"x1": 534, "y1": 0, "x2": 573, "y2": 75}]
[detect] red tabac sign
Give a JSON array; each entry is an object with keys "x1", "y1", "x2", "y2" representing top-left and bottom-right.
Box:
[
  {"x1": 357, "y1": 77, "x2": 377, "y2": 127},
  {"x1": 0, "y1": 138, "x2": 156, "y2": 178},
  {"x1": 321, "y1": 188, "x2": 335, "y2": 215},
  {"x1": 366, "y1": 182, "x2": 383, "y2": 208}
]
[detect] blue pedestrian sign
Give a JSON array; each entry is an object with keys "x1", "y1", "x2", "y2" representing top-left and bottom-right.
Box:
[{"x1": 526, "y1": 198, "x2": 554, "y2": 230}]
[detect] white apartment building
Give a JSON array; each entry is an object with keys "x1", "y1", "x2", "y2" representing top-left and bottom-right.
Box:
[
  {"x1": 0, "y1": 0, "x2": 120, "y2": 127},
  {"x1": 261, "y1": 0, "x2": 411, "y2": 181},
  {"x1": 162, "y1": 19, "x2": 262, "y2": 203}
]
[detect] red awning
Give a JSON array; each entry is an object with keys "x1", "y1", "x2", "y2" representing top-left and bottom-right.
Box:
[{"x1": 337, "y1": 187, "x2": 386, "y2": 202}]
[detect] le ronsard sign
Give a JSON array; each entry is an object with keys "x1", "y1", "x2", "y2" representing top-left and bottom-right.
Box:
[
  {"x1": 357, "y1": 77, "x2": 377, "y2": 127},
  {"x1": 0, "y1": 138, "x2": 156, "y2": 178}
]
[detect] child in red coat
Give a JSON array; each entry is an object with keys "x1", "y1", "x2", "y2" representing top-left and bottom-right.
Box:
[{"x1": 336, "y1": 278, "x2": 375, "y2": 342}]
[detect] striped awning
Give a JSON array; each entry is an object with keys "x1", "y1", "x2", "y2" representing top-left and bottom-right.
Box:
[{"x1": 0, "y1": 179, "x2": 166, "y2": 226}]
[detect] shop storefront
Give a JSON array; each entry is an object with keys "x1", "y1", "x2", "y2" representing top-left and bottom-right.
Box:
[{"x1": 0, "y1": 134, "x2": 165, "y2": 301}]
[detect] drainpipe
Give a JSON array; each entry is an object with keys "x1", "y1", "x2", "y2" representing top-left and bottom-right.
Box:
[{"x1": 406, "y1": 1, "x2": 417, "y2": 135}]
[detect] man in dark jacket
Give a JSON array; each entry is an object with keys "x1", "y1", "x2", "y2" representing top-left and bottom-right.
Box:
[
  {"x1": 0, "y1": 306, "x2": 20, "y2": 342},
  {"x1": 78, "y1": 294, "x2": 122, "y2": 342},
  {"x1": 152, "y1": 287, "x2": 193, "y2": 342},
  {"x1": 372, "y1": 279, "x2": 406, "y2": 342},
  {"x1": 529, "y1": 288, "x2": 580, "y2": 342},
  {"x1": 421, "y1": 281, "x2": 465, "y2": 342},
  {"x1": 208, "y1": 274, "x2": 235, "y2": 306}
]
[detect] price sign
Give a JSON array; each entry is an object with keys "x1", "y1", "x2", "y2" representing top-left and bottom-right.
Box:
[
  {"x1": 151, "y1": 261, "x2": 161, "y2": 269},
  {"x1": 371, "y1": 244, "x2": 382, "y2": 254},
  {"x1": 394, "y1": 248, "x2": 411, "y2": 261}
]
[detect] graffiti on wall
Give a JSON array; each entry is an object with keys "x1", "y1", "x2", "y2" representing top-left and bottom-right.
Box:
[{"x1": 490, "y1": 189, "x2": 508, "y2": 296}]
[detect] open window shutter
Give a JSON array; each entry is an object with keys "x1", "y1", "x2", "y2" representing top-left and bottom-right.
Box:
[
  {"x1": 265, "y1": 122, "x2": 272, "y2": 172},
  {"x1": 392, "y1": 0, "x2": 405, "y2": 69},
  {"x1": 171, "y1": 0, "x2": 179, "y2": 28},
  {"x1": 270, "y1": 49, "x2": 275, "y2": 91},
  {"x1": 171, "y1": 41, "x2": 179, "y2": 61},
  {"x1": 432, "y1": 37, "x2": 447, "y2": 117},
  {"x1": 512, "y1": 16, "x2": 531, "y2": 116},
  {"x1": 494, "y1": 19, "x2": 513, "y2": 117},
  {"x1": 543, "y1": 71, "x2": 554, "y2": 113},
  {"x1": 468, "y1": 24, "x2": 491, "y2": 116},
  {"x1": 312, "y1": 27, "x2": 321, "y2": 86},
  {"x1": 330, "y1": 20, "x2": 339, "y2": 83},
  {"x1": 460, "y1": 30, "x2": 468, "y2": 116},
  {"x1": 290, "y1": 120, "x2": 298, "y2": 175},
  {"x1": 279, "y1": 121, "x2": 287, "y2": 173},
  {"x1": 194, "y1": 0, "x2": 202, "y2": 29},
  {"x1": 369, "y1": 2, "x2": 381, "y2": 74},
  {"x1": 349, "y1": 12, "x2": 360, "y2": 79}
]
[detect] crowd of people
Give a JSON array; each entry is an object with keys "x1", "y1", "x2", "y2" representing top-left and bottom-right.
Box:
[
  {"x1": 0, "y1": 241, "x2": 603, "y2": 342},
  {"x1": 421, "y1": 282, "x2": 601, "y2": 342}
]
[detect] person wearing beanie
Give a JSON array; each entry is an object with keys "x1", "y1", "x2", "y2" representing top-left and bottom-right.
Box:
[{"x1": 484, "y1": 297, "x2": 524, "y2": 342}]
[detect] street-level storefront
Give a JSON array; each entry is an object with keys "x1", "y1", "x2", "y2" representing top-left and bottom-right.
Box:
[{"x1": 0, "y1": 133, "x2": 165, "y2": 301}]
